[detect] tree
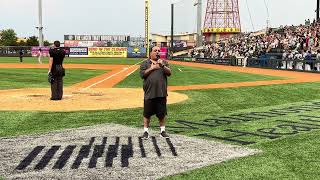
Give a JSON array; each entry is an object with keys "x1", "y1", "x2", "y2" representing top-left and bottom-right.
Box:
[
  {"x1": 26, "y1": 36, "x2": 39, "y2": 46},
  {"x1": 0, "y1": 29, "x2": 18, "y2": 46},
  {"x1": 44, "y1": 40, "x2": 50, "y2": 46},
  {"x1": 17, "y1": 40, "x2": 27, "y2": 46}
]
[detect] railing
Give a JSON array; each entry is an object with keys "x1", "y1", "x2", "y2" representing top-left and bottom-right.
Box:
[
  {"x1": 0, "y1": 46, "x2": 32, "y2": 57},
  {"x1": 247, "y1": 58, "x2": 320, "y2": 72},
  {"x1": 171, "y1": 56, "x2": 243, "y2": 66},
  {"x1": 171, "y1": 56, "x2": 320, "y2": 73}
]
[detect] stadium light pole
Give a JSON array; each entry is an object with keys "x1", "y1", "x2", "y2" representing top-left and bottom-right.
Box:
[
  {"x1": 171, "y1": 3, "x2": 174, "y2": 53},
  {"x1": 194, "y1": 0, "x2": 203, "y2": 47},
  {"x1": 317, "y1": 0, "x2": 320, "y2": 21},
  {"x1": 145, "y1": 0, "x2": 150, "y2": 58},
  {"x1": 37, "y1": 0, "x2": 44, "y2": 47},
  {"x1": 263, "y1": 0, "x2": 270, "y2": 29}
]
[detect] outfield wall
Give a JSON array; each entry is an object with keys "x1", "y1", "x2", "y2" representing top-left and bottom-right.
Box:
[
  {"x1": 68, "y1": 47, "x2": 150, "y2": 58},
  {"x1": 0, "y1": 46, "x2": 168, "y2": 58}
]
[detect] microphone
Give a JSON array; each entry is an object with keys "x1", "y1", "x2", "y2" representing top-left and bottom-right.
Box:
[{"x1": 156, "y1": 53, "x2": 160, "y2": 60}]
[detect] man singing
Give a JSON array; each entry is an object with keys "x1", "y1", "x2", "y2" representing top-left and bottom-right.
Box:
[{"x1": 140, "y1": 46, "x2": 172, "y2": 139}]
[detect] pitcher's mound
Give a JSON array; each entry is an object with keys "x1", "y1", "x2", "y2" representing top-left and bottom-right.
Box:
[{"x1": 0, "y1": 88, "x2": 188, "y2": 112}]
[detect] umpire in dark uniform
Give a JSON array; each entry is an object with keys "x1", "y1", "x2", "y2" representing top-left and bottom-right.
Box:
[
  {"x1": 19, "y1": 49, "x2": 23, "y2": 62},
  {"x1": 48, "y1": 41, "x2": 65, "y2": 100},
  {"x1": 140, "y1": 46, "x2": 172, "y2": 139}
]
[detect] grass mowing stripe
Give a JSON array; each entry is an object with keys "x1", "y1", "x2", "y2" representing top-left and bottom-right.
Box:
[
  {"x1": 162, "y1": 130, "x2": 320, "y2": 180},
  {"x1": 1, "y1": 82, "x2": 320, "y2": 138},
  {"x1": 83, "y1": 59, "x2": 144, "y2": 89},
  {"x1": 1, "y1": 84, "x2": 320, "y2": 179},
  {"x1": 0, "y1": 68, "x2": 108, "y2": 90},
  {"x1": 116, "y1": 64, "x2": 285, "y2": 88}
]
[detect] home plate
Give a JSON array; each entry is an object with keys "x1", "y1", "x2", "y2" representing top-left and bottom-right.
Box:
[{"x1": 0, "y1": 124, "x2": 259, "y2": 179}]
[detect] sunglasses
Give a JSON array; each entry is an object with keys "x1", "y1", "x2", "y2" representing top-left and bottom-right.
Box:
[{"x1": 153, "y1": 50, "x2": 161, "y2": 52}]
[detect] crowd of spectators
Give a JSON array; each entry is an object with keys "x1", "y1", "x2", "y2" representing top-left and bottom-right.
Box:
[{"x1": 189, "y1": 19, "x2": 320, "y2": 62}]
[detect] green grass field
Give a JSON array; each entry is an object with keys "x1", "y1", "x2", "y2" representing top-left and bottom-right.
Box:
[
  {"x1": 1, "y1": 57, "x2": 320, "y2": 179},
  {"x1": 0, "y1": 68, "x2": 107, "y2": 90},
  {"x1": 116, "y1": 64, "x2": 285, "y2": 87}
]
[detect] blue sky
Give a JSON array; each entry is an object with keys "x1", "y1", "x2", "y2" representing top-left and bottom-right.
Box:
[{"x1": 0, "y1": 0, "x2": 316, "y2": 41}]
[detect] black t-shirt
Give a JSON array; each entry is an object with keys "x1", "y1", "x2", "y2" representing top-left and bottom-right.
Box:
[
  {"x1": 140, "y1": 59, "x2": 170, "y2": 100},
  {"x1": 49, "y1": 47, "x2": 65, "y2": 66}
]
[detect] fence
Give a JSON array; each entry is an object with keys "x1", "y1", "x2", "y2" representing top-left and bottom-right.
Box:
[
  {"x1": 0, "y1": 46, "x2": 32, "y2": 57},
  {"x1": 171, "y1": 56, "x2": 320, "y2": 73}
]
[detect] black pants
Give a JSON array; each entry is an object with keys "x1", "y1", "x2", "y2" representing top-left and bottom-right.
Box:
[
  {"x1": 19, "y1": 56, "x2": 23, "y2": 62},
  {"x1": 51, "y1": 76, "x2": 63, "y2": 100}
]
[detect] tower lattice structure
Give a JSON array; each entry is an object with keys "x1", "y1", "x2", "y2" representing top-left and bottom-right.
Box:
[{"x1": 202, "y1": 0, "x2": 241, "y2": 39}]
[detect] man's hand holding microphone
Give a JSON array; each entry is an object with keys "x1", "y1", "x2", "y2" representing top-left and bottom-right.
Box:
[
  {"x1": 150, "y1": 53, "x2": 163, "y2": 70},
  {"x1": 143, "y1": 46, "x2": 171, "y2": 78},
  {"x1": 156, "y1": 53, "x2": 165, "y2": 68}
]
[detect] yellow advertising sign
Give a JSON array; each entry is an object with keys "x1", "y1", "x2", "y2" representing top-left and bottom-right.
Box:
[
  {"x1": 88, "y1": 47, "x2": 127, "y2": 57},
  {"x1": 202, "y1": 28, "x2": 241, "y2": 33}
]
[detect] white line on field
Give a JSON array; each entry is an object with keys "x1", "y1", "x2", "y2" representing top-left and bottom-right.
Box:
[
  {"x1": 126, "y1": 67, "x2": 139, "y2": 77},
  {"x1": 178, "y1": 68, "x2": 182, "y2": 72},
  {"x1": 83, "y1": 60, "x2": 144, "y2": 90}
]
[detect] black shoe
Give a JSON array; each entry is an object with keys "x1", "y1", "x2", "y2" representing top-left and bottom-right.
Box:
[
  {"x1": 50, "y1": 98, "x2": 61, "y2": 101},
  {"x1": 160, "y1": 131, "x2": 169, "y2": 139},
  {"x1": 142, "y1": 131, "x2": 149, "y2": 139}
]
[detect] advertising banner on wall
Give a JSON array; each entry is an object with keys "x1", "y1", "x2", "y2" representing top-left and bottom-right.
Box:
[
  {"x1": 88, "y1": 47, "x2": 127, "y2": 57},
  {"x1": 127, "y1": 47, "x2": 147, "y2": 58},
  {"x1": 64, "y1": 40, "x2": 109, "y2": 47},
  {"x1": 64, "y1": 35, "x2": 130, "y2": 41},
  {"x1": 173, "y1": 40, "x2": 187, "y2": 48},
  {"x1": 64, "y1": 40, "x2": 130, "y2": 47},
  {"x1": 160, "y1": 47, "x2": 168, "y2": 59},
  {"x1": 129, "y1": 37, "x2": 145, "y2": 47},
  {"x1": 69, "y1": 47, "x2": 88, "y2": 57},
  {"x1": 64, "y1": 40, "x2": 80, "y2": 47},
  {"x1": 31, "y1": 47, "x2": 50, "y2": 57},
  {"x1": 32, "y1": 47, "x2": 70, "y2": 57}
]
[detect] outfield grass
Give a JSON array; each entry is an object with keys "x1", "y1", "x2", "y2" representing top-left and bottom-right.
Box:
[
  {"x1": 0, "y1": 57, "x2": 143, "y2": 65},
  {"x1": 0, "y1": 68, "x2": 107, "y2": 90},
  {"x1": 1, "y1": 83, "x2": 320, "y2": 179},
  {"x1": 1, "y1": 82, "x2": 320, "y2": 179},
  {"x1": 116, "y1": 64, "x2": 285, "y2": 87},
  {"x1": 163, "y1": 130, "x2": 320, "y2": 180},
  {"x1": 1, "y1": 82, "x2": 320, "y2": 137},
  {"x1": 0, "y1": 82, "x2": 319, "y2": 135}
]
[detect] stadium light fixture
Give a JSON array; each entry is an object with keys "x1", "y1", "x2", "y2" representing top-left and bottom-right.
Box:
[{"x1": 37, "y1": 0, "x2": 44, "y2": 47}]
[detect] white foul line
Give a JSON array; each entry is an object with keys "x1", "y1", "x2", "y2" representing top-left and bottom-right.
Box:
[
  {"x1": 178, "y1": 68, "x2": 182, "y2": 72},
  {"x1": 83, "y1": 60, "x2": 144, "y2": 90},
  {"x1": 126, "y1": 67, "x2": 139, "y2": 77}
]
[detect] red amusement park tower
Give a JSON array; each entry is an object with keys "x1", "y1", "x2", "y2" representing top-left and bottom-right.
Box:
[{"x1": 202, "y1": 0, "x2": 241, "y2": 42}]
